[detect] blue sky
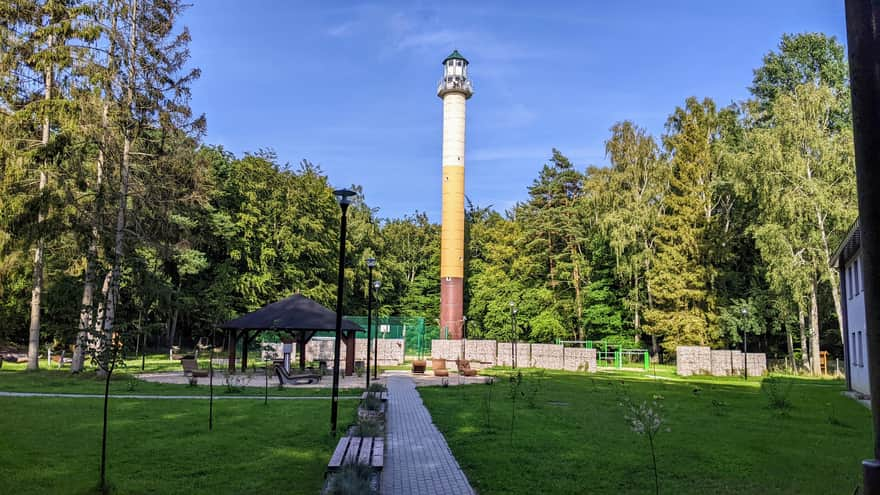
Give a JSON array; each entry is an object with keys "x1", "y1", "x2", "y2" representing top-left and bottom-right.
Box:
[{"x1": 182, "y1": 1, "x2": 847, "y2": 221}]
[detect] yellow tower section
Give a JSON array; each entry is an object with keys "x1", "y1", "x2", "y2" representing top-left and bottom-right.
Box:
[
  {"x1": 437, "y1": 50, "x2": 472, "y2": 340},
  {"x1": 441, "y1": 93, "x2": 466, "y2": 279}
]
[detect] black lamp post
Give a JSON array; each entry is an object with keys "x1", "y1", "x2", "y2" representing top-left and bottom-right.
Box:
[
  {"x1": 372, "y1": 280, "x2": 380, "y2": 380},
  {"x1": 510, "y1": 302, "x2": 518, "y2": 369},
  {"x1": 365, "y1": 258, "x2": 376, "y2": 390},
  {"x1": 742, "y1": 307, "x2": 748, "y2": 381},
  {"x1": 331, "y1": 188, "x2": 355, "y2": 436}
]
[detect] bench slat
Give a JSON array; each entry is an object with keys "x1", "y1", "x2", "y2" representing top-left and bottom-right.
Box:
[
  {"x1": 327, "y1": 436, "x2": 350, "y2": 468},
  {"x1": 357, "y1": 437, "x2": 373, "y2": 465},
  {"x1": 371, "y1": 438, "x2": 384, "y2": 469},
  {"x1": 344, "y1": 437, "x2": 361, "y2": 465}
]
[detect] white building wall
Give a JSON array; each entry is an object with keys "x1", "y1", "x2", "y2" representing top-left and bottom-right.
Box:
[{"x1": 845, "y1": 251, "x2": 869, "y2": 396}]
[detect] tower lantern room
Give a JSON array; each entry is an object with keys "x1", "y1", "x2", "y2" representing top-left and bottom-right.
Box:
[{"x1": 438, "y1": 50, "x2": 473, "y2": 98}]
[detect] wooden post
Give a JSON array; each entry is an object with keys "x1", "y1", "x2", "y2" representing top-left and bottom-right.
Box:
[
  {"x1": 241, "y1": 332, "x2": 250, "y2": 372},
  {"x1": 298, "y1": 335, "x2": 306, "y2": 369},
  {"x1": 227, "y1": 329, "x2": 237, "y2": 372},
  {"x1": 344, "y1": 331, "x2": 355, "y2": 377}
]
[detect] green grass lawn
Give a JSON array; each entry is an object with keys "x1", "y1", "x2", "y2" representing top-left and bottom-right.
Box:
[
  {"x1": 0, "y1": 354, "x2": 361, "y2": 397},
  {"x1": 0, "y1": 368, "x2": 356, "y2": 397},
  {"x1": 419, "y1": 369, "x2": 872, "y2": 495},
  {"x1": 0, "y1": 361, "x2": 362, "y2": 493},
  {"x1": 0, "y1": 396, "x2": 356, "y2": 494}
]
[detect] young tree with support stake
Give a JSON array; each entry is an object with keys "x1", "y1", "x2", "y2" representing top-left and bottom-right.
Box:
[{"x1": 87, "y1": 317, "x2": 132, "y2": 493}]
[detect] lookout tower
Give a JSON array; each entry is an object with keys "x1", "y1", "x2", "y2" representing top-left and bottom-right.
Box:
[{"x1": 438, "y1": 50, "x2": 473, "y2": 340}]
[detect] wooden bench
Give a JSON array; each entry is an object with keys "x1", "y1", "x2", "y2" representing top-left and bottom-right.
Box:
[
  {"x1": 456, "y1": 359, "x2": 478, "y2": 377},
  {"x1": 181, "y1": 357, "x2": 209, "y2": 377},
  {"x1": 360, "y1": 391, "x2": 388, "y2": 401},
  {"x1": 326, "y1": 436, "x2": 384, "y2": 476}
]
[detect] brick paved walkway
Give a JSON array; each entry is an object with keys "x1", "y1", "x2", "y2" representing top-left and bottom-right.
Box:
[{"x1": 381, "y1": 375, "x2": 475, "y2": 495}]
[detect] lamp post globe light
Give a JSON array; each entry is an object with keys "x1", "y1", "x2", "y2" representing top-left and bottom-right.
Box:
[
  {"x1": 372, "y1": 280, "x2": 381, "y2": 380},
  {"x1": 366, "y1": 258, "x2": 376, "y2": 390},
  {"x1": 331, "y1": 188, "x2": 356, "y2": 436},
  {"x1": 741, "y1": 307, "x2": 748, "y2": 381}
]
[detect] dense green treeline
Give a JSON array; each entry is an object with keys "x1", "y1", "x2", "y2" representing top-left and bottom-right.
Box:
[{"x1": 0, "y1": 1, "x2": 854, "y2": 373}]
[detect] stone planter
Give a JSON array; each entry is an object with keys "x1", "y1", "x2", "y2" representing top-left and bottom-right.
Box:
[
  {"x1": 411, "y1": 359, "x2": 427, "y2": 374},
  {"x1": 358, "y1": 401, "x2": 386, "y2": 421}
]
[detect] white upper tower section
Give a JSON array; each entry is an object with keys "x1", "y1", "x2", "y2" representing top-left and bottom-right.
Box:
[{"x1": 437, "y1": 50, "x2": 473, "y2": 99}]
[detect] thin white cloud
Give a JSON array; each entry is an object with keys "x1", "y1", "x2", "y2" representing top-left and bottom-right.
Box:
[{"x1": 327, "y1": 21, "x2": 357, "y2": 37}]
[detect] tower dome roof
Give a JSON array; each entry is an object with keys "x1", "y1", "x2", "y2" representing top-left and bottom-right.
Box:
[{"x1": 443, "y1": 50, "x2": 468, "y2": 64}]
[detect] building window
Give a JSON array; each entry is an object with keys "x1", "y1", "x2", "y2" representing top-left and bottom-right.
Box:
[
  {"x1": 848, "y1": 264, "x2": 853, "y2": 300},
  {"x1": 855, "y1": 259, "x2": 861, "y2": 295},
  {"x1": 858, "y1": 258, "x2": 863, "y2": 294},
  {"x1": 859, "y1": 331, "x2": 864, "y2": 368},
  {"x1": 851, "y1": 332, "x2": 857, "y2": 368}
]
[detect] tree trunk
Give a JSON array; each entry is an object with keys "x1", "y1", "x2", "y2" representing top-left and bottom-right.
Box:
[
  {"x1": 824, "y1": 262, "x2": 845, "y2": 346},
  {"x1": 72, "y1": 104, "x2": 108, "y2": 373},
  {"x1": 809, "y1": 276, "x2": 822, "y2": 375},
  {"x1": 26, "y1": 171, "x2": 46, "y2": 371},
  {"x1": 798, "y1": 305, "x2": 809, "y2": 370},
  {"x1": 633, "y1": 274, "x2": 641, "y2": 344},
  {"x1": 814, "y1": 205, "x2": 846, "y2": 345},
  {"x1": 101, "y1": 134, "x2": 130, "y2": 336},
  {"x1": 571, "y1": 244, "x2": 583, "y2": 341},
  {"x1": 101, "y1": 0, "x2": 138, "y2": 338},
  {"x1": 71, "y1": 250, "x2": 96, "y2": 373},
  {"x1": 168, "y1": 308, "x2": 179, "y2": 349},
  {"x1": 786, "y1": 321, "x2": 796, "y2": 373},
  {"x1": 26, "y1": 35, "x2": 54, "y2": 371},
  {"x1": 70, "y1": 131, "x2": 108, "y2": 373}
]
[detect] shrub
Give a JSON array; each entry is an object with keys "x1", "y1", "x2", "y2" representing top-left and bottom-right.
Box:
[
  {"x1": 363, "y1": 393, "x2": 382, "y2": 412},
  {"x1": 762, "y1": 376, "x2": 794, "y2": 412},
  {"x1": 355, "y1": 417, "x2": 383, "y2": 437},
  {"x1": 325, "y1": 463, "x2": 376, "y2": 495},
  {"x1": 367, "y1": 382, "x2": 386, "y2": 393}
]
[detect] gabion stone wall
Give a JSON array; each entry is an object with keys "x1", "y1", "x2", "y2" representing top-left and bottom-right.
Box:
[
  {"x1": 745, "y1": 353, "x2": 767, "y2": 377},
  {"x1": 263, "y1": 338, "x2": 406, "y2": 366},
  {"x1": 676, "y1": 346, "x2": 712, "y2": 376},
  {"x1": 497, "y1": 342, "x2": 531, "y2": 367},
  {"x1": 529, "y1": 344, "x2": 563, "y2": 369},
  {"x1": 710, "y1": 350, "x2": 743, "y2": 376},
  {"x1": 430, "y1": 339, "x2": 598, "y2": 373},
  {"x1": 429, "y1": 340, "x2": 462, "y2": 361},
  {"x1": 466, "y1": 340, "x2": 498, "y2": 364},
  {"x1": 677, "y1": 346, "x2": 766, "y2": 377},
  {"x1": 563, "y1": 347, "x2": 598, "y2": 372}
]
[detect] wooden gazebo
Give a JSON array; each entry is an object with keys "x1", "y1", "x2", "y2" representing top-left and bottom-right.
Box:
[{"x1": 218, "y1": 294, "x2": 364, "y2": 376}]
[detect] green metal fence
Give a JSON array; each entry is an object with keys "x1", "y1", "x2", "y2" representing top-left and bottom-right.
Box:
[
  {"x1": 559, "y1": 340, "x2": 650, "y2": 370},
  {"x1": 343, "y1": 316, "x2": 431, "y2": 357},
  {"x1": 259, "y1": 316, "x2": 433, "y2": 357}
]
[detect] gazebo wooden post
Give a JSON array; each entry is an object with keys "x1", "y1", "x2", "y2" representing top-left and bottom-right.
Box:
[
  {"x1": 297, "y1": 334, "x2": 306, "y2": 369},
  {"x1": 227, "y1": 329, "x2": 237, "y2": 372},
  {"x1": 344, "y1": 331, "x2": 355, "y2": 377},
  {"x1": 241, "y1": 331, "x2": 250, "y2": 371}
]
